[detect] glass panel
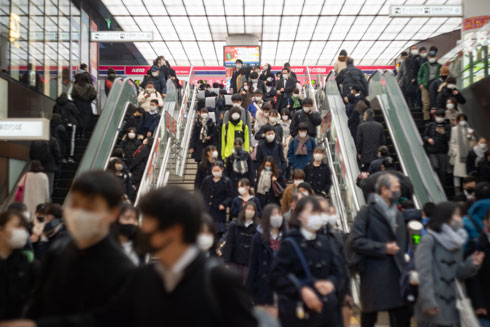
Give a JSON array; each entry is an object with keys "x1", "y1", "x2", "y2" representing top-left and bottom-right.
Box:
[
  {"x1": 9, "y1": 0, "x2": 29, "y2": 81},
  {"x1": 29, "y1": 0, "x2": 44, "y2": 93}
]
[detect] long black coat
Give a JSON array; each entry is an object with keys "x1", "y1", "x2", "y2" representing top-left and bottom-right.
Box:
[
  {"x1": 304, "y1": 162, "x2": 332, "y2": 195},
  {"x1": 222, "y1": 221, "x2": 257, "y2": 266},
  {"x1": 349, "y1": 195, "x2": 407, "y2": 312},
  {"x1": 356, "y1": 119, "x2": 386, "y2": 165},
  {"x1": 276, "y1": 77, "x2": 297, "y2": 110},
  {"x1": 54, "y1": 96, "x2": 81, "y2": 126},
  {"x1": 436, "y1": 86, "x2": 466, "y2": 109},
  {"x1": 120, "y1": 138, "x2": 141, "y2": 163},
  {"x1": 200, "y1": 176, "x2": 233, "y2": 233},
  {"x1": 129, "y1": 144, "x2": 151, "y2": 184},
  {"x1": 466, "y1": 231, "x2": 490, "y2": 319},
  {"x1": 290, "y1": 110, "x2": 322, "y2": 138},
  {"x1": 194, "y1": 163, "x2": 212, "y2": 190},
  {"x1": 190, "y1": 118, "x2": 216, "y2": 162},
  {"x1": 270, "y1": 229, "x2": 341, "y2": 327},
  {"x1": 336, "y1": 64, "x2": 369, "y2": 97},
  {"x1": 423, "y1": 121, "x2": 451, "y2": 154},
  {"x1": 256, "y1": 141, "x2": 286, "y2": 173}
]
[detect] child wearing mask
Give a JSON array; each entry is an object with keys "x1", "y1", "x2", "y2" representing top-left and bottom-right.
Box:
[
  {"x1": 246, "y1": 203, "x2": 285, "y2": 308},
  {"x1": 256, "y1": 156, "x2": 283, "y2": 207},
  {"x1": 304, "y1": 147, "x2": 333, "y2": 196},
  {"x1": 230, "y1": 178, "x2": 262, "y2": 220},
  {"x1": 288, "y1": 123, "x2": 317, "y2": 171},
  {"x1": 194, "y1": 145, "x2": 218, "y2": 190},
  {"x1": 225, "y1": 139, "x2": 255, "y2": 195},
  {"x1": 200, "y1": 161, "x2": 233, "y2": 240},
  {"x1": 189, "y1": 108, "x2": 216, "y2": 163},
  {"x1": 282, "y1": 169, "x2": 306, "y2": 214},
  {"x1": 138, "y1": 99, "x2": 161, "y2": 136},
  {"x1": 222, "y1": 201, "x2": 259, "y2": 280},
  {"x1": 255, "y1": 110, "x2": 283, "y2": 143},
  {"x1": 196, "y1": 214, "x2": 218, "y2": 257},
  {"x1": 120, "y1": 127, "x2": 141, "y2": 165},
  {"x1": 221, "y1": 106, "x2": 250, "y2": 160}
]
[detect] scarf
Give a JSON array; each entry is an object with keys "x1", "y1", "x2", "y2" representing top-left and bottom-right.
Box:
[
  {"x1": 428, "y1": 224, "x2": 467, "y2": 251},
  {"x1": 257, "y1": 170, "x2": 272, "y2": 195},
  {"x1": 292, "y1": 96, "x2": 301, "y2": 109},
  {"x1": 474, "y1": 144, "x2": 486, "y2": 167},
  {"x1": 457, "y1": 126, "x2": 470, "y2": 163},
  {"x1": 295, "y1": 135, "x2": 309, "y2": 156},
  {"x1": 199, "y1": 119, "x2": 208, "y2": 143},
  {"x1": 372, "y1": 193, "x2": 398, "y2": 231}
]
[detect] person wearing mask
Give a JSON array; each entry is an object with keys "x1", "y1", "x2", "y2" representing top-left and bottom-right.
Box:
[
  {"x1": 29, "y1": 204, "x2": 61, "y2": 260},
  {"x1": 256, "y1": 110, "x2": 283, "y2": 143},
  {"x1": 368, "y1": 146, "x2": 391, "y2": 175},
  {"x1": 254, "y1": 103, "x2": 272, "y2": 135},
  {"x1": 224, "y1": 93, "x2": 252, "y2": 129},
  {"x1": 418, "y1": 46, "x2": 428, "y2": 63},
  {"x1": 29, "y1": 138, "x2": 61, "y2": 198},
  {"x1": 256, "y1": 126, "x2": 286, "y2": 175},
  {"x1": 449, "y1": 113, "x2": 476, "y2": 193},
  {"x1": 423, "y1": 108, "x2": 451, "y2": 185},
  {"x1": 231, "y1": 59, "x2": 243, "y2": 94},
  {"x1": 297, "y1": 182, "x2": 314, "y2": 197},
  {"x1": 347, "y1": 92, "x2": 369, "y2": 142},
  {"x1": 0, "y1": 210, "x2": 36, "y2": 320},
  {"x1": 104, "y1": 68, "x2": 117, "y2": 96},
  {"x1": 288, "y1": 123, "x2": 317, "y2": 171},
  {"x1": 137, "y1": 99, "x2": 161, "y2": 136},
  {"x1": 107, "y1": 159, "x2": 135, "y2": 202},
  {"x1": 466, "y1": 209, "x2": 490, "y2": 327},
  {"x1": 414, "y1": 202, "x2": 483, "y2": 327},
  {"x1": 276, "y1": 67, "x2": 297, "y2": 111},
  {"x1": 304, "y1": 147, "x2": 332, "y2": 197},
  {"x1": 334, "y1": 49, "x2": 348, "y2": 74},
  {"x1": 442, "y1": 97, "x2": 459, "y2": 127},
  {"x1": 156, "y1": 56, "x2": 169, "y2": 88},
  {"x1": 240, "y1": 80, "x2": 254, "y2": 110},
  {"x1": 401, "y1": 45, "x2": 422, "y2": 109},
  {"x1": 71, "y1": 71, "x2": 97, "y2": 138},
  {"x1": 16, "y1": 161, "x2": 50, "y2": 220},
  {"x1": 395, "y1": 51, "x2": 408, "y2": 89},
  {"x1": 53, "y1": 92, "x2": 81, "y2": 163},
  {"x1": 196, "y1": 214, "x2": 219, "y2": 257},
  {"x1": 349, "y1": 173, "x2": 410, "y2": 327},
  {"x1": 141, "y1": 65, "x2": 163, "y2": 96},
  {"x1": 225, "y1": 139, "x2": 255, "y2": 196},
  {"x1": 129, "y1": 137, "x2": 153, "y2": 187},
  {"x1": 264, "y1": 79, "x2": 277, "y2": 105},
  {"x1": 336, "y1": 57, "x2": 369, "y2": 100},
  {"x1": 280, "y1": 109, "x2": 292, "y2": 141},
  {"x1": 222, "y1": 201, "x2": 259, "y2": 280},
  {"x1": 137, "y1": 81, "x2": 163, "y2": 112},
  {"x1": 467, "y1": 137, "x2": 488, "y2": 176},
  {"x1": 23, "y1": 171, "x2": 135, "y2": 322},
  {"x1": 288, "y1": 88, "x2": 303, "y2": 113},
  {"x1": 249, "y1": 71, "x2": 266, "y2": 94},
  {"x1": 256, "y1": 157, "x2": 283, "y2": 208},
  {"x1": 270, "y1": 196, "x2": 342, "y2": 327},
  {"x1": 200, "y1": 161, "x2": 233, "y2": 240},
  {"x1": 436, "y1": 77, "x2": 466, "y2": 110},
  {"x1": 247, "y1": 89, "x2": 264, "y2": 119},
  {"x1": 124, "y1": 106, "x2": 144, "y2": 134},
  {"x1": 222, "y1": 106, "x2": 250, "y2": 160},
  {"x1": 246, "y1": 203, "x2": 285, "y2": 308},
  {"x1": 429, "y1": 66, "x2": 450, "y2": 109},
  {"x1": 356, "y1": 109, "x2": 386, "y2": 170},
  {"x1": 281, "y1": 169, "x2": 306, "y2": 214},
  {"x1": 418, "y1": 50, "x2": 442, "y2": 121},
  {"x1": 114, "y1": 204, "x2": 142, "y2": 266},
  {"x1": 120, "y1": 128, "x2": 141, "y2": 166},
  {"x1": 230, "y1": 178, "x2": 262, "y2": 220},
  {"x1": 463, "y1": 182, "x2": 490, "y2": 242},
  {"x1": 260, "y1": 63, "x2": 275, "y2": 83},
  {"x1": 283, "y1": 194, "x2": 303, "y2": 226},
  {"x1": 190, "y1": 108, "x2": 216, "y2": 163},
  {"x1": 194, "y1": 145, "x2": 218, "y2": 190},
  {"x1": 290, "y1": 98, "x2": 322, "y2": 138},
  {"x1": 457, "y1": 176, "x2": 477, "y2": 201},
  {"x1": 479, "y1": 152, "x2": 490, "y2": 183}
]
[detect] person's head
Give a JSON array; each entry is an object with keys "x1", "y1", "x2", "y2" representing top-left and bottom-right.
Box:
[
  {"x1": 445, "y1": 97, "x2": 458, "y2": 113},
  {"x1": 254, "y1": 89, "x2": 263, "y2": 102},
  {"x1": 346, "y1": 57, "x2": 354, "y2": 66},
  {"x1": 364, "y1": 108, "x2": 375, "y2": 121},
  {"x1": 427, "y1": 201, "x2": 462, "y2": 232},
  {"x1": 0, "y1": 210, "x2": 29, "y2": 251},
  {"x1": 401, "y1": 199, "x2": 416, "y2": 210},
  {"x1": 149, "y1": 99, "x2": 159, "y2": 112},
  {"x1": 250, "y1": 72, "x2": 259, "y2": 81},
  {"x1": 475, "y1": 182, "x2": 490, "y2": 201},
  {"x1": 197, "y1": 214, "x2": 216, "y2": 252},
  {"x1": 259, "y1": 156, "x2": 278, "y2": 176},
  {"x1": 477, "y1": 137, "x2": 488, "y2": 152},
  {"x1": 463, "y1": 176, "x2": 477, "y2": 193},
  {"x1": 134, "y1": 107, "x2": 145, "y2": 117},
  {"x1": 400, "y1": 51, "x2": 408, "y2": 60},
  {"x1": 298, "y1": 182, "x2": 314, "y2": 196},
  {"x1": 262, "y1": 103, "x2": 272, "y2": 117},
  {"x1": 6, "y1": 202, "x2": 29, "y2": 222},
  {"x1": 127, "y1": 127, "x2": 137, "y2": 140},
  {"x1": 145, "y1": 80, "x2": 155, "y2": 92},
  {"x1": 198, "y1": 107, "x2": 209, "y2": 120},
  {"x1": 80, "y1": 63, "x2": 87, "y2": 71},
  {"x1": 281, "y1": 108, "x2": 291, "y2": 121},
  {"x1": 289, "y1": 194, "x2": 302, "y2": 212},
  {"x1": 238, "y1": 201, "x2": 259, "y2": 226},
  {"x1": 435, "y1": 109, "x2": 446, "y2": 123},
  {"x1": 35, "y1": 203, "x2": 49, "y2": 223},
  {"x1": 428, "y1": 49, "x2": 437, "y2": 63},
  {"x1": 351, "y1": 86, "x2": 361, "y2": 95},
  {"x1": 456, "y1": 113, "x2": 468, "y2": 126},
  {"x1": 410, "y1": 45, "x2": 418, "y2": 55},
  {"x1": 50, "y1": 113, "x2": 63, "y2": 128},
  {"x1": 235, "y1": 59, "x2": 243, "y2": 69},
  {"x1": 238, "y1": 178, "x2": 251, "y2": 196},
  {"x1": 313, "y1": 147, "x2": 325, "y2": 162},
  {"x1": 292, "y1": 169, "x2": 306, "y2": 187},
  {"x1": 268, "y1": 110, "x2": 280, "y2": 124},
  {"x1": 375, "y1": 173, "x2": 401, "y2": 205},
  {"x1": 381, "y1": 157, "x2": 394, "y2": 171},
  {"x1": 150, "y1": 66, "x2": 159, "y2": 78},
  {"x1": 378, "y1": 145, "x2": 390, "y2": 158},
  {"x1": 234, "y1": 137, "x2": 244, "y2": 153},
  {"x1": 203, "y1": 145, "x2": 218, "y2": 162},
  {"x1": 230, "y1": 106, "x2": 242, "y2": 122},
  {"x1": 231, "y1": 93, "x2": 242, "y2": 106},
  {"x1": 211, "y1": 161, "x2": 224, "y2": 179},
  {"x1": 297, "y1": 123, "x2": 308, "y2": 138},
  {"x1": 290, "y1": 196, "x2": 324, "y2": 232},
  {"x1": 303, "y1": 98, "x2": 314, "y2": 113},
  {"x1": 261, "y1": 204, "x2": 283, "y2": 242},
  {"x1": 446, "y1": 77, "x2": 457, "y2": 89},
  {"x1": 282, "y1": 67, "x2": 290, "y2": 79},
  {"x1": 109, "y1": 158, "x2": 125, "y2": 174},
  {"x1": 263, "y1": 125, "x2": 276, "y2": 143},
  {"x1": 65, "y1": 171, "x2": 124, "y2": 248},
  {"x1": 419, "y1": 46, "x2": 427, "y2": 58},
  {"x1": 112, "y1": 147, "x2": 124, "y2": 159},
  {"x1": 316, "y1": 197, "x2": 337, "y2": 227},
  {"x1": 422, "y1": 202, "x2": 435, "y2": 219},
  {"x1": 338, "y1": 49, "x2": 347, "y2": 61},
  {"x1": 30, "y1": 160, "x2": 44, "y2": 173},
  {"x1": 138, "y1": 186, "x2": 205, "y2": 257},
  {"x1": 116, "y1": 204, "x2": 139, "y2": 241},
  {"x1": 292, "y1": 88, "x2": 300, "y2": 97}
]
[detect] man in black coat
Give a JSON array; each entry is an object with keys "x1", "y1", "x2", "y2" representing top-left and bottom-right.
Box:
[
  {"x1": 349, "y1": 173, "x2": 410, "y2": 327},
  {"x1": 401, "y1": 45, "x2": 422, "y2": 108},
  {"x1": 356, "y1": 109, "x2": 386, "y2": 170},
  {"x1": 335, "y1": 57, "x2": 368, "y2": 99},
  {"x1": 276, "y1": 67, "x2": 297, "y2": 111},
  {"x1": 29, "y1": 138, "x2": 62, "y2": 197},
  {"x1": 423, "y1": 109, "x2": 451, "y2": 185},
  {"x1": 436, "y1": 76, "x2": 466, "y2": 109},
  {"x1": 256, "y1": 126, "x2": 287, "y2": 174},
  {"x1": 231, "y1": 59, "x2": 243, "y2": 94},
  {"x1": 290, "y1": 98, "x2": 322, "y2": 138}
]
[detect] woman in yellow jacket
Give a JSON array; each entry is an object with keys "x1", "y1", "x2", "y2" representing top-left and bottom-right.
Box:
[{"x1": 222, "y1": 106, "x2": 250, "y2": 160}]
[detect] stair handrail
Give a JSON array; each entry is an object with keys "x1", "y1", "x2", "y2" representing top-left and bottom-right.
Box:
[{"x1": 176, "y1": 85, "x2": 198, "y2": 177}]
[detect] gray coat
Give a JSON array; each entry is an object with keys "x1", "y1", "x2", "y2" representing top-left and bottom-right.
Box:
[
  {"x1": 349, "y1": 197, "x2": 407, "y2": 312},
  {"x1": 414, "y1": 233, "x2": 478, "y2": 326}
]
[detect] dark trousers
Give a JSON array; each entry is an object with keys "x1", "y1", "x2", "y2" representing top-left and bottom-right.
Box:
[
  {"x1": 361, "y1": 306, "x2": 411, "y2": 327},
  {"x1": 429, "y1": 153, "x2": 447, "y2": 186}
]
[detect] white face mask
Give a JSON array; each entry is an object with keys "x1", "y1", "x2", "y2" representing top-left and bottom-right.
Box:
[
  {"x1": 411, "y1": 49, "x2": 419, "y2": 56},
  {"x1": 435, "y1": 117, "x2": 445, "y2": 123},
  {"x1": 294, "y1": 179, "x2": 304, "y2": 186},
  {"x1": 479, "y1": 143, "x2": 488, "y2": 151},
  {"x1": 115, "y1": 164, "x2": 124, "y2": 171},
  {"x1": 282, "y1": 115, "x2": 289, "y2": 121},
  {"x1": 304, "y1": 214, "x2": 323, "y2": 232},
  {"x1": 428, "y1": 57, "x2": 436, "y2": 63},
  {"x1": 264, "y1": 112, "x2": 270, "y2": 117},
  {"x1": 270, "y1": 215, "x2": 283, "y2": 228},
  {"x1": 212, "y1": 151, "x2": 218, "y2": 159},
  {"x1": 459, "y1": 120, "x2": 468, "y2": 127},
  {"x1": 282, "y1": 74, "x2": 289, "y2": 79},
  {"x1": 236, "y1": 64, "x2": 242, "y2": 69},
  {"x1": 231, "y1": 113, "x2": 240, "y2": 121},
  {"x1": 304, "y1": 107, "x2": 311, "y2": 113},
  {"x1": 252, "y1": 79, "x2": 258, "y2": 83},
  {"x1": 266, "y1": 134, "x2": 275, "y2": 142},
  {"x1": 7, "y1": 228, "x2": 29, "y2": 249},
  {"x1": 245, "y1": 210, "x2": 255, "y2": 220},
  {"x1": 64, "y1": 208, "x2": 105, "y2": 245},
  {"x1": 151, "y1": 72, "x2": 158, "y2": 77},
  {"x1": 420, "y1": 52, "x2": 427, "y2": 58},
  {"x1": 255, "y1": 97, "x2": 262, "y2": 102},
  {"x1": 238, "y1": 187, "x2": 247, "y2": 195},
  {"x1": 150, "y1": 106, "x2": 157, "y2": 112},
  {"x1": 447, "y1": 84, "x2": 456, "y2": 89},
  {"x1": 313, "y1": 153, "x2": 323, "y2": 161},
  {"x1": 299, "y1": 131, "x2": 307, "y2": 138},
  {"x1": 269, "y1": 117, "x2": 279, "y2": 124},
  {"x1": 128, "y1": 132, "x2": 136, "y2": 139},
  {"x1": 197, "y1": 234, "x2": 214, "y2": 251},
  {"x1": 212, "y1": 171, "x2": 222, "y2": 178},
  {"x1": 446, "y1": 103, "x2": 455, "y2": 110},
  {"x1": 243, "y1": 86, "x2": 249, "y2": 91},
  {"x1": 326, "y1": 214, "x2": 338, "y2": 226},
  {"x1": 201, "y1": 113, "x2": 208, "y2": 119}
]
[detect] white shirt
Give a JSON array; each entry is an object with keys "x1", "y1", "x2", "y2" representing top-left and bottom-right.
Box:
[
  {"x1": 154, "y1": 246, "x2": 200, "y2": 293},
  {"x1": 122, "y1": 241, "x2": 139, "y2": 266}
]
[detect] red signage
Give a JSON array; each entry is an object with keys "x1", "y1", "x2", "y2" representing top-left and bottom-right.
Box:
[{"x1": 463, "y1": 16, "x2": 490, "y2": 31}]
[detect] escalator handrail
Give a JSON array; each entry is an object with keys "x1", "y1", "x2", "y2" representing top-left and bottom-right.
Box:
[{"x1": 176, "y1": 85, "x2": 198, "y2": 177}]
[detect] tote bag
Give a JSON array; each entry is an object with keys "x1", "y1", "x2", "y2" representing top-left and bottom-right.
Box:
[
  {"x1": 14, "y1": 174, "x2": 28, "y2": 202},
  {"x1": 455, "y1": 280, "x2": 479, "y2": 327}
]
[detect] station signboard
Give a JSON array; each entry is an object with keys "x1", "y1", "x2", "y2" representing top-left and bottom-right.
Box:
[
  {"x1": 0, "y1": 118, "x2": 50, "y2": 140},
  {"x1": 390, "y1": 5, "x2": 462, "y2": 17}
]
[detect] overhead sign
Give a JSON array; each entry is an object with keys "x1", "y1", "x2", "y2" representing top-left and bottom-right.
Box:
[
  {"x1": 90, "y1": 31, "x2": 153, "y2": 42},
  {"x1": 224, "y1": 46, "x2": 261, "y2": 68},
  {"x1": 390, "y1": 5, "x2": 462, "y2": 17},
  {"x1": 0, "y1": 118, "x2": 50, "y2": 140}
]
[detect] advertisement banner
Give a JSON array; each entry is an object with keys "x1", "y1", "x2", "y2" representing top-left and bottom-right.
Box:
[{"x1": 224, "y1": 46, "x2": 261, "y2": 67}]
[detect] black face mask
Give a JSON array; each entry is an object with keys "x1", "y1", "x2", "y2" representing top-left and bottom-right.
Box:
[
  {"x1": 118, "y1": 224, "x2": 138, "y2": 240},
  {"x1": 139, "y1": 230, "x2": 173, "y2": 255},
  {"x1": 440, "y1": 75, "x2": 448, "y2": 81},
  {"x1": 466, "y1": 188, "x2": 475, "y2": 194},
  {"x1": 44, "y1": 218, "x2": 62, "y2": 238}
]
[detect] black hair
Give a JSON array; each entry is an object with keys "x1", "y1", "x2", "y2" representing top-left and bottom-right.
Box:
[
  {"x1": 303, "y1": 98, "x2": 313, "y2": 106},
  {"x1": 446, "y1": 77, "x2": 456, "y2": 84},
  {"x1": 211, "y1": 161, "x2": 224, "y2": 170},
  {"x1": 346, "y1": 57, "x2": 354, "y2": 65},
  {"x1": 237, "y1": 201, "x2": 259, "y2": 227},
  {"x1": 118, "y1": 203, "x2": 139, "y2": 223},
  {"x1": 71, "y1": 171, "x2": 124, "y2": 209},
  {"x1": 112, "y1": 147, "x2": 124, "y2": 158},
  {"x1": 401, "y1": 200, "x2": 415, "y2": 209},
  {"x1": 297, "y1": 182, "x2": 314, "y2": 195},
  {"x1": 262, "y1": 103, "x2": 272, "y2": 111},
  {"x1": 378, "y1": 145, "x2": 390, "y2": 157},
  {"x1": 0, "y1": 210, "x2": 27, "y2": 229},
  {"x1": 231, "y1": 94, "x2": 242, "y2": 102},
  {"x1": 463, "y1": 176, "x2": 477, "y2": 184},
  {"x1": 282, "y1": 67, "x2": 290, "y2": 73},
  {"x1": 80, "y1": 63, "x2": 87, "y2": 70},
  {"x1": 261, "y1": 203, "x2": 283, "y2": 243},
  {"x1": 258, "y1": 156, "x2": 279, "y2": 178},
  {"x1": 382, "y1": 157, "x2": 394, "y2": 170},
  {"x1": 150, "y1": 99, "x2": 159, "y2": 105},
  {"x1": 254, "y1": 89, "x2": 263, "y2": 95},
  {"x1": 31, "y1": 160, "x2": 44, "y2": 173},
  {"x1": 201, "y1": 213, "x2": 218, "y2": 253},
  {"x1": 281, "y1": 108, "x2": 291, "y2": 118},
  {"x1": 297, "y1": 122, "x2": 308, "y2": 132},
  {"x1": 236, "y1": 59, "x2": 243, "y2": 64},
  {"x1": 292, "y1": 169, "x2": 306, "y2": 180},
  {"x1": 426, "y1": 201, "x2": 457, "y2": 232},
  {"x1": 7, "y1": 202, "x2": 28, "y2": 213},
  {"x1": 419, "y1": 46, "x2": 427, "y2": 52},
  {"x1": 238, "y1": 178, "x2": 250, "y2": 188},
  {"x1": 422, "y1": 202, "x2": 435, "y2": 218},
  {"x1": 262, "y1": 125, "x2": 274, "y2": 134},
  {"x1": 199, "y1": 145, "x2": 217, "y2": 171},
  {"x1": 46, "y1": 203, "x2": 63, "y2": 219},
  {"x1": 475, "y1": 182, "x2": 490, "y2": 201},
  {"x1": 456, "y1": 113, "x2": 468, "y2": 122},
  {"x1": 250, "y1": 72, "x2": 258, "y2": 79},
  {"x1": 289, "y1": 196, "x2": 323, "y2": 229},
  {"x1": 138, "y1": 186, "x2": 205, "y2": 244},
  {"x1": 230, "y1": 106, "x2": 242, "y2": 116}
]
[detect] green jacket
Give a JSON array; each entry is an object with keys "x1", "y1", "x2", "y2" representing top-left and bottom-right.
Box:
[
  {"x1": 418, "y1": 61, "x2": 442, "y2": 88},
  {"x1": 221, "y1": 120, "x2": 249, "y2": 160}
]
